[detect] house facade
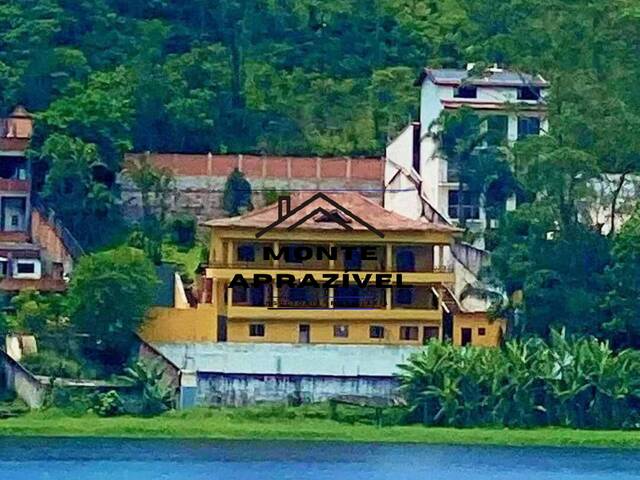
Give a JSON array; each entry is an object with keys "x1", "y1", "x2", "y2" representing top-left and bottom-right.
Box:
[
  {"x1": 0, "y1": 106, "x2": 80, "y2": 296},
  {"x1": 142, "y1": 192, "x2": 503, "y2": 348},
  {"x1": 384, "y1": 65, "x2": 549, "y2": 245}
]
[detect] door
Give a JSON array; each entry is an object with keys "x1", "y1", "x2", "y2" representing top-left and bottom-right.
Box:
[
  {"x1": 299, "y1": 324, "x2": 310, "y2": 343},
  {"x1": 217, "y1": 315, "x2": 228, "y2": 342},
  {"x1": 461, "y1": 328, "x2": 472, "y2": 346}
]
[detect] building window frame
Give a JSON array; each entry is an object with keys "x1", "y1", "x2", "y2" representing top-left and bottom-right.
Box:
[
  {"x1": 517, "y1": 86, "x2": 541, "y2": 101},
  {"x1": 423, "y1": 326, "x2": 440, "y2": 343},
  {"x1": 333, "y1": 324, "x2": 349, "y2": 338},
  {"x1": 400, "y1": 326, "x2": 419, "y2": 341},
  {"x1": 453, "y1": 85, "x2": 477, "y2": 99},
  {"x1": 237, "y1": 244, "x2": 256, "y2": 263},
  {"x1": 517, "y1": 116, "x2": 541, "y2": 140},
  {"x1": 249, "y1": 323, "x2": 265, "y2": 337},
  {"x1": 369, "y1": 325, "x2": 385, "y2": 339},
  {"x1": 448, "y1": 190, "x2": 480, "y2": 220}
]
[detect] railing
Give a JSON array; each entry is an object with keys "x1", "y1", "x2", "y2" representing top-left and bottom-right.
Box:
[
  {"x1": 32, "y1": 195, "x2": 85, "y2": 259},
  {"x1": 209, "y1": 261, "x2": 453, "y2": 273}
]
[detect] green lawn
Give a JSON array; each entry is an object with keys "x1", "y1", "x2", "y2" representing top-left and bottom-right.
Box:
[{"x1": 2, "y1": 407, "x2": 640, "y2": 448}]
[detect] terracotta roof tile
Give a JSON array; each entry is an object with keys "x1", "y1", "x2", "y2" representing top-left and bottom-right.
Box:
[{"x1": 203, "y1": 192, "x2": 460, "y2": 234}]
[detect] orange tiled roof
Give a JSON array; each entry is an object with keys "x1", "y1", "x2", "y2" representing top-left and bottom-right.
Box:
[{"x1": 203, "y1": 192, "x2": 460, "y2": 234}]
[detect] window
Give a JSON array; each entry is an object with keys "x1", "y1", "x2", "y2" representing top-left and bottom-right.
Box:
[
  {"x1": 478, "y1": 327, "x2": 486, "y2": 336},
  {"x1": 454, "y1": 85, "x2": 477, "y2": 98},
  {"x1": 394, "y1": 287, "x2": 414, "y2": 305},
  {"x1": 232, "y1": 285, "x2": 270, "y2": 306},
  {"x1": 395, "y1": 248, "x2": 416, "y2": 272},
  {"x1": 517, "y1": 116, "x2": 540, "y2": 139},
  {"x1": 343, "y1": 247, "x2": 362, "y2": 271},
  {"x1": 237, "y1": 244, "x2": 255, "y2": 262},
  {"x1": 249, "y1": 324, "x2": 265, "y2": 337},
  {"x1": 485, "y1": 116, "x2": 508, "y2": 146},
  {"x1": 423, "y1": 326, "x2": 440, "y2": 342},
  {"x1": 334, "y1": 325, "x2": 349, "y2": 338},
  {"x1": 369, "y1": 325, "x2": 385, "y2": 339},
  {"x1": 232, "y1": 285, "x2": 248, "y2": 304},
  {"x1": 448, "y1": 190, "x2": 480, "y2": 220},
  {"x1": 16, "y1": 262, "x2": 35, "y2": 274},
  {"x1": 400, "y1": 326, "x2": 419, "y2": 341},
  {"x1": 517, "y1": 86, "x2": 540, "y2": 100}
]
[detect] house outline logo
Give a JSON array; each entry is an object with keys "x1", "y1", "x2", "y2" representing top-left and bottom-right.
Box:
[{"x1": 255, "y1": 192, "x2": 385, "y2": 238}]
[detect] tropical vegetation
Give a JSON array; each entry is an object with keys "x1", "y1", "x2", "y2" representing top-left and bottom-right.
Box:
[{"x1": 399, "y1": 331, "x2": 640, "y2": 429}]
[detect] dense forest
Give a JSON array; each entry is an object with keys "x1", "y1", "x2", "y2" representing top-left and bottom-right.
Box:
[{"x1": 2, "y1": 0, "x2": 640, "y2": 344}]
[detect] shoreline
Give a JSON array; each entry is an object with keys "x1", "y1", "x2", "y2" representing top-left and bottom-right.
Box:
[{"x1": 1, "y1": 409, "x2": 640, "y2": 448}]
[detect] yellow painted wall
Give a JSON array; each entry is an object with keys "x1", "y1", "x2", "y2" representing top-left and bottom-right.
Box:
[
  {"x1": 453, "y1": 313, "x2": 504, "y2": 347},
  {"x1": 226, "y1": 318, "x2": 441, "y2": 345},
  {"x1": 141, "y1": 305, "x2": 218, "y2": 342}
]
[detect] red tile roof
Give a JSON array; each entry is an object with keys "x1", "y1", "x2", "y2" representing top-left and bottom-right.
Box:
[{"x1": 203, "y1": 192, "x2": 460, "y2": 234}]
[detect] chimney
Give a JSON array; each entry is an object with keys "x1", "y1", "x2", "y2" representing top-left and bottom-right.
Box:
[{"x1": 277, "y1": 196, "x2": 291, "y2": 219}]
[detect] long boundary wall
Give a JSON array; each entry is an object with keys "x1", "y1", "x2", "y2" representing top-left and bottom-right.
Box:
[{"x1": 120, "y1": 153, "x2": 384, "y2": 222}]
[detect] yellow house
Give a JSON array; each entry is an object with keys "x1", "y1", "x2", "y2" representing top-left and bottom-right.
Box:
[{"x1": 141, "y1": 192, "x2": 502, "y2": 347}]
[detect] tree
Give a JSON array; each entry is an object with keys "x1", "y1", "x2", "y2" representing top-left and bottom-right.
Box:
[
  {"x1": 38, "y1": 133, "x2": 120, "y2": 247},
  {"x1": 67, "y1": 247, "x2": 159, "y2": 370},
  {"x1": 604, "y1": 210, "x2": 640, "y2": 348},
  {"x1": 222, "y1": 168, "x2": 253, "y2": 216},
  {"x1": 436, "y1": 107, "x2": 519, "y2": 229}
]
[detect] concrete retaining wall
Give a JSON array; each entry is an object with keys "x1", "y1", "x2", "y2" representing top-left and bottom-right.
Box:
[
  {"x1": 0, "y1": 349, "x2": 47, "y2": 409},
  {"x1": 197, "y1": 372, "x2": 399, "y2": 406}
]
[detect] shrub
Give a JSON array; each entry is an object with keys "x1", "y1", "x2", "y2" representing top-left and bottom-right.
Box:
[
  {"x1": 126, "y1": 359, "x2": 175, "y2": 416},
  {"x1": 398, "y1": 330, "x2": 640, "y2": 429},
  {"x1": 168, "y1": 214, "x2": 196, "y2": 246},
  {"x1": 92, "y1": 390, "x2": 124, "y2": 417},
  {"x1": 22, "y1": 351, "x2": 83, "y2": 378},
  {"x1": 49, "y1": 386, "x2": 94, "y2": 416}
]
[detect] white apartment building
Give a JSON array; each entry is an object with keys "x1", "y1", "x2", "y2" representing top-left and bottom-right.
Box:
[{"x1": 384, "y1": 65, "x2": 549, "y2": 247}]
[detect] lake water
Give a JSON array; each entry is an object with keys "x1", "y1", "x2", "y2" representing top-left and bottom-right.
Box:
[{"x1": 1, "y1": 437, "x2": 639, "y2": 480}]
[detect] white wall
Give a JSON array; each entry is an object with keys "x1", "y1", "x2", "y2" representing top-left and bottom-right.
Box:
[{"x1": 154, "y1": 342, "x2": 422, "y2": 377}]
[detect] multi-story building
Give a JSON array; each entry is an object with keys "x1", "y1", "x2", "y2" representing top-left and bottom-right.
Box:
[
  {"x1": 0, "y1": 106, "x2": 80, "y2": 296},
  {"x1": 385, "y1": 64, "x2": 549, "y2": 243},
  {"x1": 143, "y1": 192, "x2": 503, "y2": 348}
]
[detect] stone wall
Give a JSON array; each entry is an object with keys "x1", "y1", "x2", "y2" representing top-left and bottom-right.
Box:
[
  {"x1": 120, "y1": 153, "x2": 384, "y2": 222},
  {"x1": 197, "y1": 372, "x2": 399, "y2": 406}
]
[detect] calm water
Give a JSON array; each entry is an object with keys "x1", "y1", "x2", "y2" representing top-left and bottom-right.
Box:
[{"x1": 1, "y1": 437, "x2": 639, "y2": 480}]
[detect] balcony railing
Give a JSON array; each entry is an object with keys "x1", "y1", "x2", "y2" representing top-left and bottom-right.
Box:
[{"x1": 209, "y1": 261, "x2": 453, "y2": 273}]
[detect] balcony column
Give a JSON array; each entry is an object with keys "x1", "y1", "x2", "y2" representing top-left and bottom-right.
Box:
[
  {"x1": 329, "y1": 243, "x2": 335, "y2": 270},
  {"x1": 386, "y1": 288, "x2": 392, "y2": 310},
  {"x1": 273, "y1": 241, "x2": 279, "y2": 268},
  {"x1": 227, "y1": 240, "x2": 234, "y2": 266},
  {"x1": 436, "y1": 245, "x2": 444, "y2": 271},
  {"x1": 327, "y1": 243, "x2": 336, "y2": 308},
  {"x1": 226, "y1": 282, "x2": 233, "y2": 307},
  {"x1": 386, "y1": 244, "x2": 392, "y2": 272},
  {"x1": 210, "y1": 278, "x2": 217, "y2": 304}
]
